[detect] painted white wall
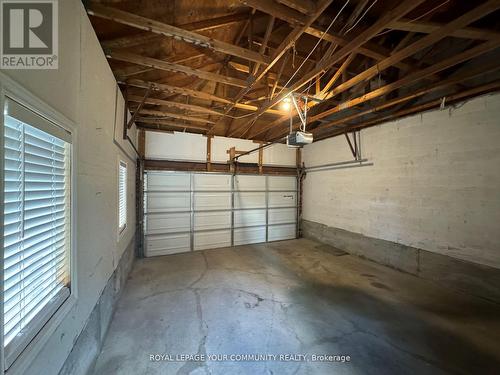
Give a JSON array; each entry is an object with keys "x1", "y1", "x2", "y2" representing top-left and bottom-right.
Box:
[
  {"x1": 303, "y1": 92, "x2": 500, "y2": 269},
  {"x1": 146, "y1": 131, "x2": 297, "y2": 166},
  {"x1": 1, "y1": 1, "x2": 137, "y2": 374}
]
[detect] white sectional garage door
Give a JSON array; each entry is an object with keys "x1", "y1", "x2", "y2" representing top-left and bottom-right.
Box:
[{"x1": 144, "y1": 172, "x2": 297, "y2": 257}]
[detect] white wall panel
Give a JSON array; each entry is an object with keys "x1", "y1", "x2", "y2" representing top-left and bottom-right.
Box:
[
  {"x1": 263, "y1": 143, "x2": 296, "y2": 166},
  {"x1": 211, "y1": 137, "x2": 258, "y2": 163},
  {"x1": 146, "y1": 132, "x2": 206, "y2": 161},
  {"x1": 194, "y1": 192, "x2": 231, "y2": 210},
  {"x1": 194, "y1": 230, "x2": 231, "y2": 250},
  {"x1": 268, "y1": 176, "x2": 296, "y2": 191},
  {"x1": 194, "y1": 174, "x2": 231, "y2": 191},
  {"x1": 234, "y1": 192, "x2": 266, "y2": 209},
  {"x1": 269, "y1": 208, "x2": 296, "y2": 225},
  {"x1": 194, "y1": 211, "x2": 231, "y2": 231},
  {"x1": 234, "y1": 227, "x2": 266, "y2": 245},
  {"x1": 268, "y1": 192, "x2": 296, "y2": 208},
  {"x1": 234, "y1": 175, "x2": 266, "y2": 191},
  {"x1": 234, "y1": 209, "x2": 266, "y2": 227},
  {"x1": 147, "y1": 172, "x2": 190, "y2": 191},
  {"x1": 147, "y1": 192, "x2": 190, "y2": 212},
  {"x1": 268, "y1": 224, "x2": 296, "y2": 241},
  {"x1": 302, "y1": 92, "x2": 500, "y2": 268},
  {"x1": 146, "y1": 212, "x2": 190, "y2": 234},
  {"x1": 146, "y1": 233, "x2": 191, "y2": 256}
]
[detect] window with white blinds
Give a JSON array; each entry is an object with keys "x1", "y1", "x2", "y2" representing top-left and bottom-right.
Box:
[
  {"x1": 3, "y1": 98, "x2": 72, "y2": 368},
  {"x1": 118, "y1": 161, "x2": 127, "y2": 233}
]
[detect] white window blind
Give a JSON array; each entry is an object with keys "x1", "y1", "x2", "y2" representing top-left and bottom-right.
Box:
[
  {"x1": 118, "y1": 161, "x2": 127, "y2": 233},
  {"x1": 3, "y1": 98, "x2": 71, "y2": 368}
]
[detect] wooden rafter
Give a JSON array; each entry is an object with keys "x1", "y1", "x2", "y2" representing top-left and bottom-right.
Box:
[
  {"x1": 388, "y1": 19, "x2": 500, "y2": 41},
  {"x1": 87, "y1": 4, "x2": 270, "y2": 65},
  {"x1": 234, "y1": 0, "x2": 428, "y2": 138},
  {"x1": 264, "y1": 39, "x2": 500, "y2": 140},
  {"x1": 316, "y1": 80, "x2": 500, "y2": 141},
  {"x1": 137, "y1": 109, "x2": 216, "y2": 124},
  {"x1": 128, "y1": 95, "x2": 223, "y2": 116},
  {"x1": 106, "y1": 50, "x2": 248, "y2": 88}
]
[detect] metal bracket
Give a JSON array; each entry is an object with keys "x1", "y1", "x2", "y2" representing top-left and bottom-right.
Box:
[{"x1": 344, "y1": 131, "x2": 360, "y2": 160}]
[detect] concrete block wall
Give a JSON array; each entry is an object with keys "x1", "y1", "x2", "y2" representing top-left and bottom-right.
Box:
[{"x1": 302, "y1": 92, "x2": 500, "y2": 270}]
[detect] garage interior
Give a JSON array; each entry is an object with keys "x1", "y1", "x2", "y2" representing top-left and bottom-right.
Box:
[{"x1": 1, "y1": 0, "x2": 500, "y2": 374}]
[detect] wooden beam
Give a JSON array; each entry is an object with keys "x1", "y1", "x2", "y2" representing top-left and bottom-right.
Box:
[
  {"x1": 206, "y1": 135, "x2": 213, "y2": 171},
  {"x1": 87, "y1": 4, "x2": 270, "y2": 64},
  {"x1": 137, "y1": 109, "x2": 216, "y2": 124},
  {"x1": 101, "y1": 13, "x2": 252, "y2": 49},
  {"x1": 224, "y1": 0, "x2": 333, "y2": 133},
  {"x1": 264, "y1": 39, "x2": 500, "y2": 140},
  {"x1": 128, "y1": 94, "x2": 223, "y2": 116},
  {"x1": 276, "y1": 0, "x2": 315, "y2": 15},
  {"x1": 316, "y1": 81, "x2": 500, "y2": 141},
  {"x1": 137, "y1": 119, "x2": 210, "y2": 131},
  {"x1": 127, "y1": 85, "x2": 151, "y2": 129},
  {"x1": 138, "y1": 129, "x2": 146, "y2": 159},
  {"x1": 312, "y1": 62, "x2": 500, "y2": 134},
  {"x1": 234, "y1": 0, "x2": 427, "y2": 137},
  {"x1": 122, "y1": 79, "x2": 286, "y2": 115},
  {"x1": 252, "y1": 15, "x2": 275, "y2": 75},
  {"x1": 107, "y1": 50, "x2": 248, "y2": 88},
  {"x1": 321, "y1": 0, "x2": 500, "y2": 103},
  {"x1": 272, "y1": 40, "x2": 500, "y2": 140},
  {"x1": 320, "y1": 53, "x2": 356, "y2": 96},
  {"x1": 240, "y1": 0, "x2": 307, "y2": 26},
  {"x1": 144, "y1": 159, "x2": 297, "y2": 175},
  {"x1": 388, "y1": 19, "x2": 500, "y2": 41},
  {"x1": 310, "y1": 39, "x2": 500, "y2": 126}
]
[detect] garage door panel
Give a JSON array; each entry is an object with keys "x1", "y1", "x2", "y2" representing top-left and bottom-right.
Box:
[
  {"x1": 234, "y1": 209, "x2": 266, "y2": 227},
  {"x1": 234, "y1": 226, "x2": 266, "y2": 245},
  {"x1": 269, "y1": 208, "x2": 296, "y2": 225},
  {"x1": 234, "y1": 192, "x2": 266, "y2": 209},
  {"x1": 147, "y1": 172, "x2": 190, "y2": 191},
  {"x1": 268, "y1": 192, "x2": 296, "y2": 208},
  {"x1": 194, "y1": 192, "x2": 231, "y2": 210},
  {"x1": 234, "y1": 175, "x2": 266, "y2": 191},
  {"x1": 194, "y1": 230, "x2": 231, "y2": 251},
  {"x1": 268, "y1": 224, "x2": 296, "y2": 241},
  {"x1": 194, "y1": 174, "x2": 231, "y2": 191},
  {"x1": 267, "y1": 176, "x2": 296, "y2": 191},
  {"x1": 194, "y1": 211, "x2": 231, "y2": 231},
  {"x1": 147, "y1": 212, "x2": 190, "y2": 234},
  {"x1": 145, "y1": 233, "x2": 191, "y2": 257},
  {"x1": 147, "y1": 192, "x2": 190, "y2": 212}
]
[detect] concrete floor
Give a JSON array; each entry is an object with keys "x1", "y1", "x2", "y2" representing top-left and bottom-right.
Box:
[{"x1": 92, "y1": 239, "x2": 500, "y2": 375}]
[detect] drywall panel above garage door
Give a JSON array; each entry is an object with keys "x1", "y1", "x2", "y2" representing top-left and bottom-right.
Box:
[
  {"x1": 145, "y1": 132, "x2": 296, "y2": 165},
  {"x1": 144, "y1": 172, "x2": 298, "y2": 257},
  {"x1": 146, "y1": 132, "x2": 206, "y2": 161}
]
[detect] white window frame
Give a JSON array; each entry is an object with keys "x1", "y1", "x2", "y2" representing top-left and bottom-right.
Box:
[
  {"x1": 118, "y1": 159, "x2": 127, "y2": 237},
  {"x1": 0, "y1": 73, "x2": 78, "y2": 375}
]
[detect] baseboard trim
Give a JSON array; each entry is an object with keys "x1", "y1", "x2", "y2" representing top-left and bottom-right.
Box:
[{"x1": 301, "y1": 220, "x2": 500, "y2": 304}]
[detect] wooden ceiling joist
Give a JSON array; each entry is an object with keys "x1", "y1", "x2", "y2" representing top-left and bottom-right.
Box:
[
  {"x1": 101, "y1": 12, "x2": 253, "y2": 50},
  {"x1": 316, "y1": 80, "x2": 500, "y2": 141},
  {"x1": 87, "y1": 4, "x2": 270, "y2": 65},
  {"x1": 137, "y1": 109, "x2": 216, "y2": 124},
  {"x1": 122, "y1": 79, "x2": 286, "y2": 116},
  {"x1": 276, "y1": 0, "x2": 316, "y2": 15},
  {"x1": 263, "y1": 39, "x2": 500, "y2": 140},
  {"x1": 233, "y1": 0, "x2": 428, "y2": 138},
  {"x1": 388, "y1": 19, "x2": 500, "y2": 41},
  {"x1": 320, "y1": 0, "x2": 500, "y2": 103},
  {"x1": 106, "y1": 50, "x2": 248, "y2": 88},
  {"x1": 128, "y1": 95, "x2": 223, "y2": 116},
  {"x1": 137, "y1": 119, "x2": 210, "y2": 132}
]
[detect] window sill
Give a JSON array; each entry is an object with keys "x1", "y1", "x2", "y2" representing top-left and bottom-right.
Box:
[{"x1": 5, "y1": 294, "x2": 77, "y2": 375}]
